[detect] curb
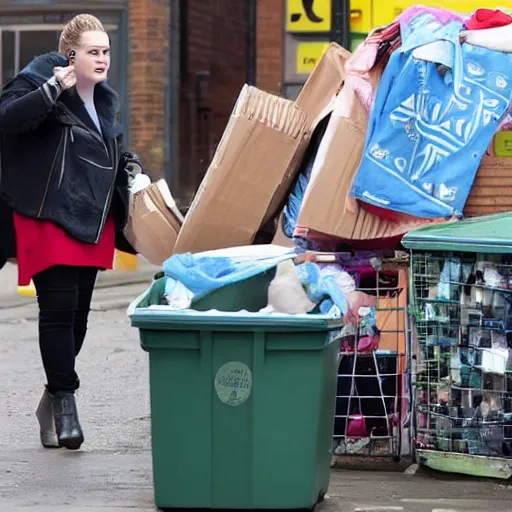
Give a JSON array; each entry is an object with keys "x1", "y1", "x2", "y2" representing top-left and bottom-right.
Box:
[
  {"x1": 0, "y1": 295, "x2": 31, "y2": 310},
  {"x1": 95, "y1": 269, "x2": 156, "y2": 289},
  {"x1": 404, "y1": 463, "x2": 419, "y2": 475},
  {"x1": 0, "y1": 275, "x2": 154, "y2": 312},
  {"x1": 91, "y1": 298, "x2": 133, "y2": 312},
  {"x1": 353, "y1": 508, "x2": 405, "y2": 512}
]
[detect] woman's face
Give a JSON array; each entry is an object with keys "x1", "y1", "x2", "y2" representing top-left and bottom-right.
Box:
[{"x1": 73, "y1": 30, "x2": 110, "y2": 84}]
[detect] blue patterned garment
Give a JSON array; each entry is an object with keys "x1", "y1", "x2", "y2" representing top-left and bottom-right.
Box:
[{"x1": 350, "y1": 12, "x2": 512, "y2": 219}]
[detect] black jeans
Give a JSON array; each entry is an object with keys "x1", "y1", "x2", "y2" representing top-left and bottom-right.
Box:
[{"x1": 33, "y1": 265, "x2": 98, "y2": 394}]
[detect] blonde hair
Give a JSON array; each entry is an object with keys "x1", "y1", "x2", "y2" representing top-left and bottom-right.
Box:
[{"x1": 58, "y1": 14, "x2": 105, "y2": 56}]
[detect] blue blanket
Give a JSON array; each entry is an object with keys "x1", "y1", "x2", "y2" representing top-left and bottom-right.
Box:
[
  {"x1": 350, "y1": 13, "x2": 512, "y2": 219},
  {"x1": 163, "y1": 246, "x2": 297, "y2": 300}
]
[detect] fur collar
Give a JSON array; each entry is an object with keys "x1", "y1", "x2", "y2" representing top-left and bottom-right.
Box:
[{"x1": 18, "y1": 51, "x2": 119, "y2": 129}]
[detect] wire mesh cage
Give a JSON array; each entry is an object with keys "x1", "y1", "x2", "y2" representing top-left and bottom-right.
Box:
[
  {"x1": 332, "y1": 265, "x2": 410, "y2": 460},
  {"x1": 410, "y1": 252, "x2": 512, "y2": 459}
]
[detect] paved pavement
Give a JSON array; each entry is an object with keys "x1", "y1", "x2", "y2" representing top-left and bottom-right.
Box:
[
  {"x1": 1, "y1": 277, "x2": 512, "y2": 511},
  {"x1": 0, "y1": 283, "x2": 153, "y2": 510}
]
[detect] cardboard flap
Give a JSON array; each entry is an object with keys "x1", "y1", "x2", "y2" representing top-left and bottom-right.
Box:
[
  {"x1": 295, "y1": 42, "x2": 351, "y2": 129},
  {"x1": 124, "y1": 181, "x2": 182, "y2": 265}
]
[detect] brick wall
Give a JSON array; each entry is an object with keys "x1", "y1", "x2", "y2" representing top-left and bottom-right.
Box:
[
  {"x1": 185, "y1": 0, "x2": 248, "y2": 148},
  {"x1": 178, "y1": 0, "x2": 249, "y2": 204},
  {"x1": 256, "y1": 0, "x2": 284, "y2": 95},
  {"x1": 126, "y1": 0, "x2": 285, "y2": 200},
  {"x1": 128, "y1": 0, "x2": 170, "y2": 180}
]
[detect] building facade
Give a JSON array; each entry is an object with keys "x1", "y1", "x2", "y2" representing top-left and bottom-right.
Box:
[{"x1": 0, "y1": 0, "x2": 346, "y2": 208}]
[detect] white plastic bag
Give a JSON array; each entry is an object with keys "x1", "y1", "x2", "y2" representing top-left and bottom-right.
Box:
[{"x1": 267, "y1": 260, "x2": 316, "y2": 315}]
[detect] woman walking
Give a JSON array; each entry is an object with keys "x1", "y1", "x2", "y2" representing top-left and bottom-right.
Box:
[{"x1": 0, "y1": 14, "x2": 134, "y2": 450}]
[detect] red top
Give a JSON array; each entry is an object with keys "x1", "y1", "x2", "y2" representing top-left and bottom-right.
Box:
[
  {"x1": 465, "y1": 9, "x2": 512, "y2": 30},
  {"x1": 13, "y1": 212, "x2": 116, "y2": 286}
]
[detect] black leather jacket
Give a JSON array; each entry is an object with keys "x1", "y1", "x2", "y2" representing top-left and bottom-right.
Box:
[{"x1": 0, "y1": 52, "x2": 130, "y2": 245}]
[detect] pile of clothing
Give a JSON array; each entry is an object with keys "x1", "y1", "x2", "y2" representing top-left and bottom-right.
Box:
[{"x1": 285, "y1": 7, "x2": 512, "y2": 250}]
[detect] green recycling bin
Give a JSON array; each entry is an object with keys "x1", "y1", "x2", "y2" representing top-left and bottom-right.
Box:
[{"x1": 132, "y1": 302, "x2": 342, "y2": 510}]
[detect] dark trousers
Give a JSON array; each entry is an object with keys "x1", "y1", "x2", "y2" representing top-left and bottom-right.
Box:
[{"x1": 33, "y1": 265, "x2": 98, "y2": 394}]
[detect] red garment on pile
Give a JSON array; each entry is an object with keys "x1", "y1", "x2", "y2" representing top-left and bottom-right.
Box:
[
  {"x1": 465, "y1": 9, "x2": 512, "y2": 31},
  {"x1": 14, "y1": 212, "x2": 116, "y2": 286},
  {"x1": 359, "y1": 202, "x2": 430, "y2": 223}
]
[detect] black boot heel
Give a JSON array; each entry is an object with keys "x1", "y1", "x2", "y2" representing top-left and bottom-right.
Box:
[{"x1": 52, "y1": 392, "x2": 84, "y2": 450}]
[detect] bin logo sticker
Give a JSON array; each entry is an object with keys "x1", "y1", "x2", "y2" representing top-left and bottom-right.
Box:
[
  {"x1": 286, "y1": 0, "x2": 332, "y2": 33},
  {"x1": 214, "y1": 362, "x2": 252, "y2": 407}
]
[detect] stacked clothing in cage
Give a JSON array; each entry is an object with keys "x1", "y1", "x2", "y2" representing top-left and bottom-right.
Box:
[
  {"x1": 409, "y1": 248, "x2": 512, "y2": 461},
  {"x1": 330, "y1": 258, "x2": 409, "y2": 456},
  {"x1": 276, "y1": 6, "x2": 512, "y2": 253}
]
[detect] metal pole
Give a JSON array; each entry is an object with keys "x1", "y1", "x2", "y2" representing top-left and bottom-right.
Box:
[
  {"x1": 331, "y1": 0, "x2": 350, "y2": 50},
  {"x1": 246, "y1": 0, "x2": 257, "y2": 85},
  {"x1": 167, "y1": 0, "x2": 181, "y2": 190}
]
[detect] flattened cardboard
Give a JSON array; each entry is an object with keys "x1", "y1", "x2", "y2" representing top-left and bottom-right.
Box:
[
  {"x1": 124, "y1": 179, "x2": 183, "y2": 265},
  {"x1": 295, "y1": 42, "x2": 351, "y2": 127},
  {"x1": 264, "y1": 43, "x2": 350, "y2": 225},
  {"x1": 174, "y1": 85, "x2": 309, "y2": 255},
  {"x1": 176, "y1": 45, "x2": 350, "y2": 255}
]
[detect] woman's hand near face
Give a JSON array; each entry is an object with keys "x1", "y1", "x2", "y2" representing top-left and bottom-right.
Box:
[{"x1": 53, "y1": 65, "x2": 76, "y2": 90}]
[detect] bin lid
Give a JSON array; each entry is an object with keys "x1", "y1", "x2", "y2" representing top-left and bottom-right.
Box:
[
  {"x1": 402, "y1": 213, "x2": 512, "y2": 253},
  {"x1": 131, "y1": 306, "x2": 344, "y2": 331}
]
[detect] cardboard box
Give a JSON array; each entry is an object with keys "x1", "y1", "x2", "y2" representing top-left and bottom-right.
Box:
[
  {"x1": 294, "y1": 69, "x2": 442, "y2": 247},
  {"x1": 465, "y1": 131, "x2": 512, "y2": 217},
  {"x1": 175, "y1": 44, "x2": 349, "y2": 255},
  {"x1": 295, "y1": 42, "x2": 351, "y2": 127},
  {"x1": 174, "y1": 85, "x2": 309, "y2": 255},
  {"x1": 124, "y1": 179, "x2": 183, "y2": 265},
  {"x1": 263, "y1": 43, "x2": 349, "y2": 227}
]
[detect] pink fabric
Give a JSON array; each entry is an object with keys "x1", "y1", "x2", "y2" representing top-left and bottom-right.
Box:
[
  {"x1": 344, "y1": 21, "x2": 400, "y2": 111},
  {"x1": 344, "y1": 39, "x2": 380, "y2": 111},
  {"x1": 342, "y1": 334, "x2": 380, "y2": 354},
  {"x1": 344, "y1": 291, "x2": 376, "y2": 324},
  {"x1": 400, "y1": 6, "x2": 464, "y2": 27},
  {"x1": 347, "y1": 415, "x2": 369, "y2": 438},
  {"x1": 500, "y1": 104, "x2": 512, "y2": 131}
]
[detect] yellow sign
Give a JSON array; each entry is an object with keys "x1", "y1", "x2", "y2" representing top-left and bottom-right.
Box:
[
  {"x1": 296, "y1": 42, "x2": 329, "y2": 74},
  {"x1": 495, "y1": 131, "x2": 512, "y2": 157},
  {"x1": 286, "y1": 0, "x2": 332, "y2": 33}
]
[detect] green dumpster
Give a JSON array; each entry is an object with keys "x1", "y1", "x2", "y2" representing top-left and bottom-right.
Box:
[{"x1": 131, "y1": 301, "x2": 342, "y2": 510}]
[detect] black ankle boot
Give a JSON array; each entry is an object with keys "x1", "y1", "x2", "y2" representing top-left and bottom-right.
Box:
[
  {"x1": 52, "y1": 392, "x2": 84, "y2": 450},
  {"x1": 36, "y1": 389, "x2": 60, "y2": 448}
]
